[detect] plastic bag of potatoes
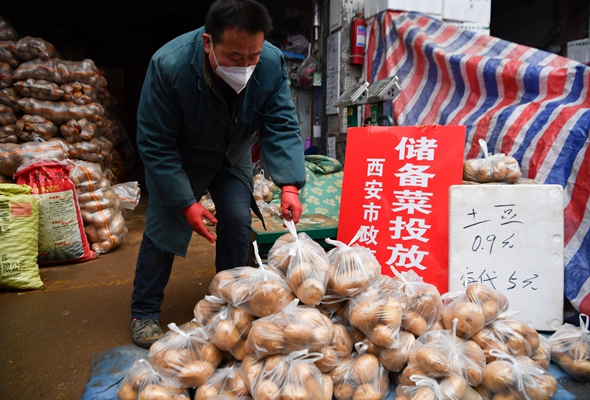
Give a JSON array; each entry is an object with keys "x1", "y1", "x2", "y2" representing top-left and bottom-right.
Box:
[
  {"x1": 194, "y1": 363, "x2": 250, "y2": 400},
  {"x1": 476, "y1": 350, "x2": 557, "y2": 400},
  {"x1": 463, "y1": 139, "x2": 521, "y2": 183},
  {"x1": 314, "y1": 315, "x2": 355, "y2": 374},
  {"x1": 148, "y1": 321, "x2": 223, "y2": 389},
  {"x1": 267, "y1": 220, "x2": 331, "y2": 306},
  {"x1": 250, "y1": 350, "x2": 326, "y2": 400},
  {"x1": 68, "y1": 160, "x2": 127, "y2": 253},
  {"x1": 331, "y1": 343, "x2": 390, "y2": 400},
  {"x1": 325, "y1": 229, "x2": 380, "y2": 297},
  {"x1": 252, "y1": 170, "x2": 276, "y2": 203},
  {"x1": 440, "y1": 282, "x2": 509, "y2": 339},
  {"x1": 549, "y1": 314, "x2": 590, "y2": 381},
  {"x1": 245, "y1": 299, "x2": 334, "y2": 359},
  {"x1": 254, "y1": 199, "x2": 281, "y2": 218},
  {"x1": 204, "y1": 302, "x2": 255, "y2": 361},
  {"x1": 396, "y1": 374, "x2": 482, "y2": 400},
  {"x1": 194, "y1": 295, "x2": 227, "y2": 326},
  {"x1": 346, "y1": 275, "x2": 404, "y2": 349},
  {"x1": 400, "y1": 323, "x2": 486, "y2": 388},
  {"x1": 209, "y1": 243, "x2": 296, "y2": 318},
  {"x1": 368, "y1": 330, "x2": 416, "y2": 373},
  {"x1": 393, "y1": 269, "x2": 443, "y2": 337},
  {"x1": 117, "y1": 359, "x2": 190, "y2": 400},
  {"x1": 471, "y1": 311, "x2": 541, "y2": 365}
]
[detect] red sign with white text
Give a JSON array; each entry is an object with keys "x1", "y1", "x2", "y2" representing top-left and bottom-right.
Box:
[{"x1": 338, "y1": 126, "x2": 466, "y2": 293}]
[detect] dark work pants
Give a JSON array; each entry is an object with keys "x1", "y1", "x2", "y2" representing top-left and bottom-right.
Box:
[{"x1": 130, "y1": 169, "x2": 252, "y2": 320}]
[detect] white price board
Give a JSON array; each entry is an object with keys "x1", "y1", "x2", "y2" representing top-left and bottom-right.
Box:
[
  {"x1": 326, "y1": 32, "x2": 341, "y2": 115},
  {"x1": 449, "y1": 184, "x2": 564, "y2": 331}
]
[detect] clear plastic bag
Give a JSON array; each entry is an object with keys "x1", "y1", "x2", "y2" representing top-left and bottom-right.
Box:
[
  {"x1": 0, "y1": 62, "x2": 13, "y2": 89},
  {"x1": 477, "y1": 350, "x2": 558, "y2": 400},
  {"x1": 393, "y1": 268, "x2": 443, "y2": 337},
  {"x1": 471, "y1": 311, "x2": 540, "y2": 364},
  {"x1": 314, "y1": 315, "x2": 355, "y2": 373},
  {"x1": 331, "y1": 343, "x2": 390, "y2": 400},
  {"x1": 112, "y1": 181, "x2": 141, "y2": 210},
  {"x1": 0, "y1": 140, "x2": 68, "y2": 177},
  {"x1": 60, "y1": 82, "x2": 97, "y2": 105},
  {"x1": 395, "y1": 374, "x2": 480, "y2": 400},
  {"x1": 346, "y1": 275, "x2": 403, "y2": 349},
  {"x1": 199, "y1": 192, "x2": 216, "y2": 226},
  {"x1": 267, "y1": 219, "x2": 331, "y2": 306},
  {"x1": 440, "y1": 282, "x2": 509, "y2": 339},
  {"x1": 208, "y1": 241, "x2": 296, "y2": 318},
  {"x1": 16, "y1": 114, "x2": 59, "y2": 142},
  {"x1": 0, "y1": 41, "x2": 18, "y2": 68},
  {"x1": 14, "y1": 58, "x2": 98, "y2": 84},
  {"x1": 549, "y1": 314, "x2": 590, "y2": 381},
  {"x1": 251, "y1": 350, "x2": 325, "y2": 400},
  {"x1": 532, "y1": 334, "x2": 551, "y2": 371},
  {"x1": 118, "y1": 358, "x2": 190, "y2": 400},
  {"x1": 252, "y1": 170, "x2": 276, "y2": 203},
  {"x1": 60, "y1": 118, "x2": 98, "y2": 143},
  {"x1": 205, "y1": 302, "x2": 255, "y2": 360},
  {"x1": 17, "y1": 97, "x2": 104, "y2": 124},
  {"x1": 194, "y1": 363, "x2": 250, "y2": 400},
  {"x1": 463, "y1": 139, "x2": 521, "y2": 183},
  {"x1": 193, "y1": 295, "x2": 227, "y2": 326},
  {"x1": 15, "y1": 36, "x2": 57, "y2": 61},
  {"x1": 0, "y1": 103, "x2": 16, "y2": 125},
  {"x1": 254, "y1": 199, "x2": 281, "y2": 218},
  {"x1": 325, "y1": 227, "x2": 381, "y2": 296},
  {"x1": 400, "y1": 320, "x2": 486, "y2": 387},
  {"x1": 13, "y1": 78, "x2": 63, "y2": 101},
  {"x1": 148, "y1": 321, "x2": 222, "y2": 388},
  {"x1": 373, "y1": 330, "x2": 416, "y2": 373},
  {"x1": 245, "y1": 299, "x2": 334, "y2": 359}
]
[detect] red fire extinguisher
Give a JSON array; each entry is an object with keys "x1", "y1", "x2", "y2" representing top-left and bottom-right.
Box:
[{"x1": 350, "y1": 12, "x2": 366, "y2": 66}]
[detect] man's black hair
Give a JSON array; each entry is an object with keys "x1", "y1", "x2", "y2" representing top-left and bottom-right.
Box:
[{"x1": 205, "y1": 0, "x2": 273, "y2": 44}]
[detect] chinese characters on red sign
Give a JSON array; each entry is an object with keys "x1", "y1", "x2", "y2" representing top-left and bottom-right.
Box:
[{"x1": 338, "y1": 126, "x2": 465, "y2": 293}]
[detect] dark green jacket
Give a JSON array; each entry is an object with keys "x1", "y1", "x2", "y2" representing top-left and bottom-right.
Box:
[{"x1": 137, "y1": 27, "x2": 306, "y2": 256}]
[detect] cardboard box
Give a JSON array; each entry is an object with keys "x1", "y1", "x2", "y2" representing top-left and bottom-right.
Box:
[
  {"x1": 364, "y1": 0, "x2": 443, "y2": 19},
  {"x1": 447, "y1": 21, "x2": 490, "y2": 36},
  {"x1": 567, "y1": 38, "x2": 590, "y2": 63},
  {"x1": 442, "y1": 0, "x2": 491, "y2": 23}
]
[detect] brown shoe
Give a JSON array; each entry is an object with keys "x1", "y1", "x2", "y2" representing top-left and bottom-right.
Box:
[{"x1": 131, "y1": 318, "x2": 163, "y2": 349}]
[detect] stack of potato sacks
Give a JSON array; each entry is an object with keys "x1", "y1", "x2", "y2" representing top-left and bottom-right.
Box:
[
  {"x1": 118, "y1": 221, "x2": 565, "y2": 400},
  {"x1": 0, "y1": 15, "x2": 128, "y2": 253}
]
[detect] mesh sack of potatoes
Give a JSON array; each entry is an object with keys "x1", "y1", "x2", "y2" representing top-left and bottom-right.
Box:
[
  {"x1": 471, "y1": 311, "x2": 541, "y2": 365},
  {"x1": 548, "y1": 314, "x2": 590, "y2": 382},
  {"x1": 396, "y1": 374, "x2": 483, "y2": 400},
  {"x1": 194, "y1": 362, "x2": 250, "y2": 400},
  {"x1": 252, "y1": 170, "x2": 276, "y2": 203},
  {"x1": 0, "y1": 140, "x2": 67, "y2": 177},
  {"x1": 0, "y1": 62, "x2": 13, "y2": 89},
  {"x1": 0, "y1": 41, "x2": 18, "y2": 68},
  {"x1": 16, "y1": 114, "x2": 59, "y2": 142},
  {"x1": 0, "y1": 103, "x2": 16, "y2": 126},
  {"x1": 463, "y1": 139, "x2": 521, "y2": 183},
  {"x1": 117, "y1": 358, "x2": 190, "y2": 400},
  {"x1": 15, "y1": 36, "x2": 57, "y2": 61},
  {"x1": 17, "y1": 97, "x2": 104, "y2": 125},
  {"x1": 399, "y1": 323, "x2": 486, "y2": 388},
  {"x1": 249, "y1": 350, "x2": 326, "y2": 400},
  {"x1": 331, "y1": 342, "x2": 390, "y2": 400},
  {"x1": 49, "y1": 137, "x2": 103, "y2": 163},
  {"x1": 267, "y1": 220, "x2": 331, "y2": 306},
  {"x1": 203, "y1": 302, "x2": 256, "y2": 361},
  {"x1": 346, "y1": 275, "x2": 404, "y2": 349},
  {"x1": 392, "y1": 269, "x2": 443, "y2": 337},
  {"x1": 13, "y1": 58, "x2": 98, "y2": 84},
  {"x1": 245, "y1": 299, "x2": 334, "y2": 359},
  {"x1": 13, "y1": 78, "x2": 64, "y2": 101},
  {"x1": 0, "y1": 88, "x2": 21, "y2": 111},
  {"x1": 148, "y1": 321, "x2": 223, "y2": 389},
  {"x1": 60, "y1": 82, "x2": 97, "y2": 105},
  {"x1": 208, "y1": 246, "x2": 295, "y2": 318},
  {"x1": 60, "y1": 118, "x2": 98, "y2": 143},
  {"x1": 325, "y1": 229, "x2": 381, "y2": 297},
  {"x1": 440, "y1": 282, "x2": 509, "y2": 340},
  {"x1": 475, "y1": 350, "x2": 557, "y2": 400},
  {"x1": 68, "y1": 160, "x2": 127, "y2": 253},
  {"x1": 0, "y1": 124, "x2": 17, "y2": 143},
  {"x1": 313, "y1": 314, "x2": 355, "y2": 374}
]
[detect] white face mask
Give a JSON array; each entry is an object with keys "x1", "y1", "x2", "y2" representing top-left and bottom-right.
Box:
[{"x1": 211, "y1": 43, "x2": 256, "y2": 94}]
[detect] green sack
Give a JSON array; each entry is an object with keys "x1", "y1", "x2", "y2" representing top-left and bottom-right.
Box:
[{"x1": 0, "y1": 183, "x2": 43, "y2": 290}]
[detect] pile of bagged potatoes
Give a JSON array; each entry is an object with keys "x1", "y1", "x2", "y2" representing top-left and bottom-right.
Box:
[{"x1": 118, "y1": 225, "x2": 590, "y2": 400}]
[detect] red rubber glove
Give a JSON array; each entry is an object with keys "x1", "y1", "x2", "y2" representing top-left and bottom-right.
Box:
[
  {"x1": 182, "y1": 202, "x2": 217, "y2": 243},
  {"x1": 280, "y1": 185, "x2": 302, "y2": 224}
]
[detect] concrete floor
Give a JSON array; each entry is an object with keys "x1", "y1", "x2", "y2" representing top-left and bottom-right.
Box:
[{"x1": 0, "y1": 196, "x2": 218, "y2": 400}]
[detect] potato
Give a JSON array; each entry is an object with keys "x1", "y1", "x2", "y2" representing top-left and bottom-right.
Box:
[
  {"x1": 350, "y1": 354, "x2": 380, "y2": 384},
  {"x1": 411, "y1": 386, "x2": 436, "y2": 400},
  {"x1": 200, "y1": 343, "x2": 223, "y2": 366},
  {"x1": 138, "y1": 384, "x2": 174, "y2": 400},
  {"x1": 247, "y1": 320, "x2": 284, "y2": 355},
  {"x1": 350, "y1": 300, "x2": 380, "y2": 332},
  {"x1": 331, "y1": 358, "x2": 354, "y2": 384},
  {"x1": 402, "y1": 310, "x2": 428, "y2": 336},
  {"x1": 370, "y1": 324, "x2": 396, "y2": 348},
  {"x1": 213, "y1": 319, "x2": 240, "y2": 351},
  {"x1": 316, "y1": 346, "x2": 339, "y2": 372},
  {"x1": 118, "y1": 382, "x2": 137, "y2": 400},
  {"x1": 232, "y1": 339, "x2": 248, "y2": 360},
  {"x1": 194, "y1": 383, "x2": 219, "y2": 400},
  {"x1": 263, "y1": 354, "x2": 289, "y2": 381},
  {"x1": 416, "y1": 346, "x2": 447, "y2": 375},
  {"x1": 442, "y1": 301, "x2": 485, "y2": 338},
  {"x1": 313, "y1": 323, "x2": 333, "y2": 346},
  {"x1": 291, "y1": 362, "x2": 314, "y2": 382},
  {"x1": 482, "y1": 361, "x2": 516, "y2": 392},
  {"x1": 249, "y1": 281, "x2": 296, "y2": 317},
  {"x1": 296, "y1": 278, "x2": 325, "y2": 306},
  {"x1": 353, "y1": 383, "x2": 382, "y2": 400},
  {"x1": 332, "y1": 323, "x2": 354, "y2": 356},
  {"x1": 255, "y1": 379, "x2": 281, "y2": 400},
  {"x1": 177, "y1": 360, "x2": 215, "y2": 387},
  {"x1": 440, "y1": 375, "x2": 468, "y2": 399},
  {"x1": 289, "y1": 262, "x2": 314, "y2": 287},
  {"x1": 333, "y1": 381, "x2": 355, "y2": 400},
  {"x1": 323, "y1": 374, "x2": 334, "y2": 400},
  {"x1": 379, "y1": 299, "x2": 402, "y2": 326},
  {"x1": 282, "y1": 382, "x2": 308, "y2": 400},
  {"x1": 242, "y1": 354, "x2": 264, "y2": 390}
]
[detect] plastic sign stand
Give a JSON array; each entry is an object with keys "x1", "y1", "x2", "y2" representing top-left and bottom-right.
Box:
[
  {"x1": 448, "y1": 184, "x2": 564, "y2": 331},
  {"x1": 338, "y1": 126, "x2": 465, "y2": 293}
]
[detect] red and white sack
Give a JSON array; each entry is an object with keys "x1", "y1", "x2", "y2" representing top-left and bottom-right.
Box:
[
  {"x1": 68, "y1": 160, "x2": 127, "y2": 254},
  {"x1": 14, "y1": 159, "x2": 97, "y2": 265},
  {"x1": 16, "y1": 114, "x2": 59, "y2": 142}
]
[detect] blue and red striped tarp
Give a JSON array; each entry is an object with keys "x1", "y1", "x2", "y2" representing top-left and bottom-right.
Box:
[{"x1": 365, "y1": 11, "x2": 590, "y2": 316}]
